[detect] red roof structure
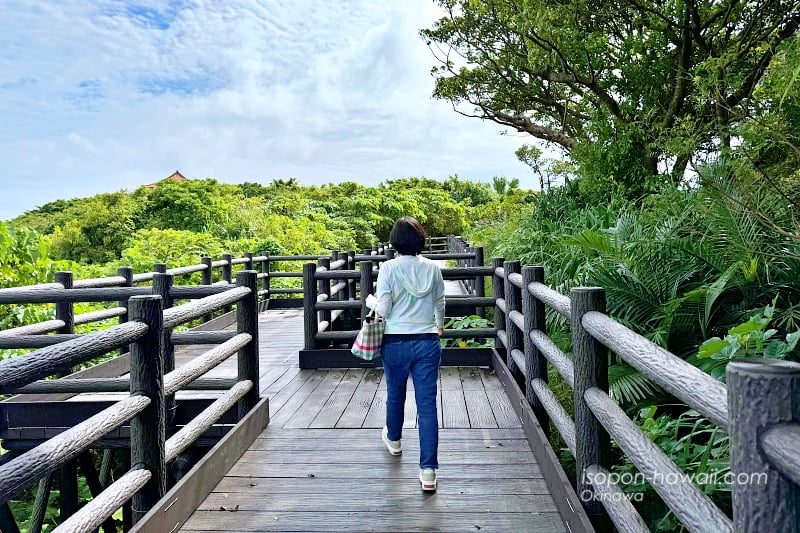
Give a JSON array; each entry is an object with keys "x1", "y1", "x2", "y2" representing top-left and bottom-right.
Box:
[{"x1": 146, "y1": 170, "x2": 188, "y2": 188}]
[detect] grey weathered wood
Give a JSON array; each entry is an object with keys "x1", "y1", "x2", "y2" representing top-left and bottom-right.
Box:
[
  {"x1": 132, "y1": 272, "x2": 155, "y2": 283},
  {"x1": 728, "y1": 359, "x2": 800, "y2": 532},
  {"x1": 572, "y1": 287, "x2": 611, "y2": 529},
  {"x1": 315, "y1": 299, "x2": 361, "y2": 310},
  {"x1": 528, "y1": 280, "x2": 571, "y2": 318},
  {"x1": 584, "y1": 464, "x2": 651, "y2": 533},
  {"x1": 162, "y1": 287, "x2": 249, "y2": 329},
  {"x1": 117, "y1": 266, "x2": 133, "y2": 340},
  {"x1": 584, "y1": 386, "x2": 732, "y2": 531},
  {"x1": 169, "y1": 285, "x2": 236, "y2": 298},
  {"x1": 167, "y1": 264, "x2": 207, "y2": 276},
  {"x1": 153, "y1": 263, "x2": 167, "y2": 274},
  {"x1": 221, "y1": 254, "x2": 233, "y2": 313},
  {"x1": 531, "y1": 378, "x2": 576, "y2": 456},
  {"x1": 310, "y1": 369, "x2": 364, "y2": 428},
  {"x1": 201, "y1": 256, "x2": 213, "y2": 322},
  {"x1": 77, "y1": 452, "x2": 118, "y2": 533},
  {"x1": 582, "y1": 310, "x2": 728, "y2": 429},
  {"x1": 59, "y1": 459, "x2": 79, "y2": 523},
  {"x1": 0, "y1": 319, "x2": 65, "y2": 337},
  {"x1": 303, "y1": 262, "x2": 318, "y2": 350},
  {"x1": 491, "y1": 350, "x2": 595, "y2": 533},
  {"x1": 171, "y1": 330, "x2": 237, "y2": 345},
  {"x1": 129, "y1": 295, "x2": 166, "y2": 525},
  {"x1": 51, "y1": 468, "x2": 151, "y2": 533},
  {"x1": 28, "y1": 473, "x2": 53, "y2": 533},
  {"x1": 154, "y1": 273, "x2": 176, "y2": 428},
  {"x1": 314, "y1": 269, "x2": 361, "y2": 280},
  {"x1": 523, "y1": 266, "x2": 550, "y2": 438},
  {"x1": 0, "y1": 333, "x2": 80, "y2": 349},
  {"x1": 0, "y1": 321, "x2": 147, "y2": 392},
  {"x1": 0, "y1": 502, "x2": 20, "y2": 533},
  {"x1": 236, "y1": 271, "x2": 260, "y2": 416},
  {"x1": 72, "y1": 275, "x2": 127, "y2": 288},
  {"x1": 359, "y1": 260, "x2": 372, "y2": 326},
  {"x1": 318, "y1": 257, "x2": 332, "y2": 326},
  {"x1": 259, "y1": 254, "x2": 270, "y2": 308},
  {"x1": 0, "y1": 394, "x2": 151, "y2": 502},
  {"x1": 166, "y1": 380, "x2": 253, "y2": 462},
  {"x1": 11, "y1": 376, "x2": 237, "y2": 395},
  {"x1": 0, "y1": 286, "x2": 150, "y2": 304},
  {"x1": 530, "y1": 329, "x2": 575, "y2": 388},
  {"x1": 0, "y1": 281, "x2": 63, "y2": 294},
  {"x1": 492, "y1": 258, "x2": 506, "y2": 360},
  {"x1": 55, "y1": 272, "x2": 75, "y2": 378},
  {"x1": 129, "y1": 397, "x2": 269, "y2": 533},
  {"x1": 74, "y1": 306, "x2": 127, "y2": 325},
  {"x1": 164, "y1": 334, "x2": 252, "y2": 395},
  {"x1": 761, "y1": 423, "x2": 800, "y2": 487}
]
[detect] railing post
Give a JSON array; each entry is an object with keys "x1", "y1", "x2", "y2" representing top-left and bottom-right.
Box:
[
  {"x1": 261, "y1": 253, "x2": 271, "y2": 309},
  {"x1": 504, "y1": 261, "x2": 523, "y2": 380},
  {"x1": 728, "y1": 359, "x2": 800, "y2": 532},
  {"x1": 244, "y1": 251, "x2": 253, "y2": 271},
  {"x1": 153, "y1": 263, "x2": 167, "y2": 274},
  {"x1": 222, "y1": 254, "x2": 233, "y2": 313},
  {"x1": 201, "y1": 256, "x2": 213, "y2": 322},
  {"x1": 385, "y1": 248, "x2": 395, "y2": 260},
  {"x1": 55, "y1": 271, "x2": 74, "y2": 376},
  {"x1": 359, "y1": 261, "x2": 372, "y2": 323},
  {"x1": 522, "y1": 266, "x2": 549, "y2": 438},
  {"x1": 129, "y1": 295, "x2": 165, "y2": 525},
  {"x1": 303, "y1": 263, "x2": 318, "y2": 350},
  {"x1": 153, "y1": 273, "x2": 176, "y2": 429},
  {"x1": 331, "y1": 251, "x2": 342, "y2": 327},
  {"x1": 491, "y1": 257, "x2": 506, "y2": 361},
  {"x1": 56, "y1": 271, "x2": 79, "y2": 520},
  {"x1": 347, "y1": 251, "x2": 357, "y2": 328},
  {"x1": 474, "y1": 247, "x2": 485, "y2": 310},
  {"x1": 236, "y1": 271, "x2": 260, "y2": 417},
  {"x1": 117, "y1": 266, "x2": 134, "y2": 328},
  {"x1": 318, "y1": 257, "x2": 331, "y2": 328},
  {"x1": 571, "y1": 287, "x2": 611, "y2": 530}
]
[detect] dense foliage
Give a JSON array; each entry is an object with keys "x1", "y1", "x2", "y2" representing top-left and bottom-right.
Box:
[
  {"x1": 7, "y1": 175, "x2": 517, "y2": 269},
  {"x1": 423, "y1": 0, "x2": 799, "y2": 197}
]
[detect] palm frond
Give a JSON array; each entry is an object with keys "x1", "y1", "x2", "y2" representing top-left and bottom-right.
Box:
[{"x1": 608, "y1": 363, "x2": 662, "y2": 406}]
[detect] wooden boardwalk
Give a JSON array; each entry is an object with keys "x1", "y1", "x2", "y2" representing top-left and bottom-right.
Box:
[{"x1": 177, "y1": 309, "x2": 567, "y2": 532}]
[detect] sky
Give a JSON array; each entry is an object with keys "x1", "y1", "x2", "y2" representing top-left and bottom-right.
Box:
[{"x1": 0, "y1": 0, "x2": 535, "y2": 221}]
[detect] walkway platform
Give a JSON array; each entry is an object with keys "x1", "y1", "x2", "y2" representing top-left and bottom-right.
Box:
[{"x1": 178, "y1": 309, "x2": 567, "y2": 532}]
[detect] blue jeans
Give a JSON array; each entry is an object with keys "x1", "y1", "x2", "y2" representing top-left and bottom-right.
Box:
[{"x1": 382, "y1": 333, "x2": 441, "y2": 469}]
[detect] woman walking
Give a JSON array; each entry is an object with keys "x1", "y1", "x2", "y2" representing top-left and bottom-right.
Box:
[{"x1": 372, "y1": 216, "x2": 445, "y2": 491}]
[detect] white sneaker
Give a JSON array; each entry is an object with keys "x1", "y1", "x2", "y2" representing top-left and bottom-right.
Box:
[
  {"x1": 382, "y1": 426, "x2": 402, "y2": 456},
  {"x1": 419, "y1": 468, "x2": 437, "y2": 491}
]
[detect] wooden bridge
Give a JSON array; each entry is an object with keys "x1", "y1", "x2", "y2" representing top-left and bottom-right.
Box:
[{"x1": 1, "y1": 236, "x2": 799, "y2": 533}]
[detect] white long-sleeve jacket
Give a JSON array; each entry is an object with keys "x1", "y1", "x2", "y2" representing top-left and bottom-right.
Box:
[{"x1": 372, "y1": 255, "x2": 445, "y2": 334}]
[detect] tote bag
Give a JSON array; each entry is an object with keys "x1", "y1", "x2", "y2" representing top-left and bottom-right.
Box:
[{"x1": 351, "y1": 308, "x2": 385, "y2": 360}]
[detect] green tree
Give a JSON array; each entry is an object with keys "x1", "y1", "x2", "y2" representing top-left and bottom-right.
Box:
[{"x1": 421, "y1": 0, "x2": 800, "y2": 196}]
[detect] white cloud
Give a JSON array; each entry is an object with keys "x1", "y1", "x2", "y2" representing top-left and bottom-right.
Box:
[{"x1": 0, "y1": 0, "x2": 534, "y2": 220}]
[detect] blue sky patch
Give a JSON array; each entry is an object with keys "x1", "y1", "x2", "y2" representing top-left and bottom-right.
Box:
[
  {"x1": 137, "y1": 73, "x2": 222, "y2": 97},
  {"x1": 112, "y1": 1, "x2": 188, "y2": 30}
]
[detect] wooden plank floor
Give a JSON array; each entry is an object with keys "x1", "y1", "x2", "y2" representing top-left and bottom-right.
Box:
[{"x1": 179, "y1": 309, "x2": 567, "y2": 532}]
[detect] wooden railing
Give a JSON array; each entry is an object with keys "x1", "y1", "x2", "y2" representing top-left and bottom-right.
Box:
[
  {"x1": 0, "y1": 271, "x2": 263, "y2": 533},
  {"x1": 491, "y1": 260, "x2": 800, "y2": 533},
  {"x1": 299, "y1": 240, "x2": 494, "y2": 368}
]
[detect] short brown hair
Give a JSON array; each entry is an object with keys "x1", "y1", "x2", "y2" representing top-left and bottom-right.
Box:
[{"x1": 390, "y1": 216, "x2": 427, "y2": 255}]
